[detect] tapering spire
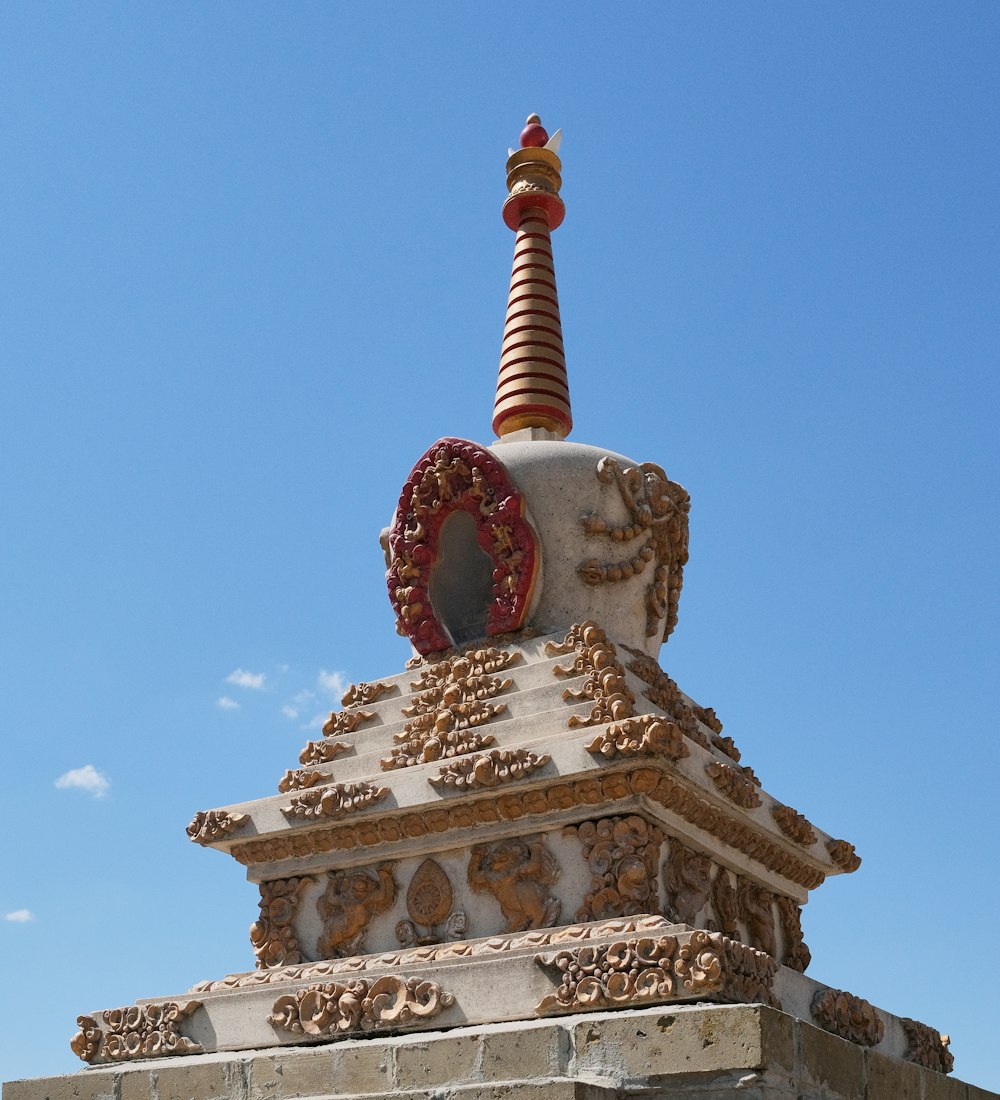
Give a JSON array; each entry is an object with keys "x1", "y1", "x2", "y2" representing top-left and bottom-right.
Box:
[{"x1": 492, "y1": 114, "x2": 572, "y2": 440}]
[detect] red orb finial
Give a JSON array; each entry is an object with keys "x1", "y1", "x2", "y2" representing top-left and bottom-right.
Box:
[{"x1": 519, "y1": 113, "x2": 549, "y2": 148}]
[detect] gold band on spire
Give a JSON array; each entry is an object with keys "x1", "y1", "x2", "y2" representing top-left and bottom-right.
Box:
[{"x1": 493, "y1": 115, "x2": 572, "y2": 440}]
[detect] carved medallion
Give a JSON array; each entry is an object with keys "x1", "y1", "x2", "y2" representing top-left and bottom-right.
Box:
[
  {"x1": 317, "y1": 865, "x2": 397, "y2": 959},
  {"x1": 576, "y1": 457, "x2": 690, "y2": 641},
  {"x1": 386, "y1": 437, "x2": 540, "y2": 654},
  {"x1": 396, "y1": 858, "x2": 467, "y2": 947},
  {"x1": 468, "y1": 837, "x2": 561, "y2": 931},
  {"x1": 568, "y1": 815, "x2": 663, "y2": 922}
]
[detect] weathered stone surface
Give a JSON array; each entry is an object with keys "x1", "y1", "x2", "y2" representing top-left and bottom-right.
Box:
[
  {"x1": 245, "y1": 1048, "x2": 337, "y2": 1099},
  {"x1": 3, "y1": 1072, "x2": 119, "y2": 1100},
  {"x1": 866, "y1": 1047, "x2": 924, "y2": 1100},
  {"x1": 798, "y1": 1019, "x2": 865, "y2": 1099}
]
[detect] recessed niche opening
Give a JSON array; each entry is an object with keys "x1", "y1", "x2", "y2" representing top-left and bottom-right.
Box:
[{"x1": 428, "y1": 510, "x2": 495, "y2": 646}]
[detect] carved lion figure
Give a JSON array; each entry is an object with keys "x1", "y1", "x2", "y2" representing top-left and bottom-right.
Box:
[
  {"x1": 468, "y1": 838, "x2": 561, "y2": 932},
  {"x1": 316, "y1": 865, "x2": 397, "y2": 959}
]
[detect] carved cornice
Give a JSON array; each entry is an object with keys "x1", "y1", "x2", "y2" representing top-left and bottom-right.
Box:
[
  {"x1": 230, "y1": 767, "x2": 827, "y2": 890},
  {"x1": 901, "y1": 1017, "x2": 953, "y2": 1073},
  {"x1": 576, "y1": 458, "x2": 690, "y2": 642},
  {"x1": 322, "y1": 709, "x2": 376, "y2": 737},
  {"x1": 250, "y1": 876, "x2": 311, "y2": 969},
  {"x1": 534, "y1": 930, "x2": 778, "y2": 1016},
  {"x1": 812, "y1": 988, "x2": 884, "y2": 1047},
  {"x1": 185, "y1": 809, "x2": 248, "y2": 845},
  {"x1": 706, "y1": 761, "x2": 762, "y2": 809},
  {"x1": 278, "y1": 769, "x2": 326, "y2": 794},
  {"x1": 71, "y1": 1002, "x2": 203, "y2": 1064},
  {"x1": 827, "y1": 838, "x2": 862, "y2": 873},
  {"x1": 299, "y1": 739, "x2": 351, "y2": 767},
  {"x1": 282, "y1": 781, "x2": 389, "y2": 821},
  {"x1": 429, "y1": 748, "x2": 550, "y2": 790},
  {"x1": 342, "y1": 681, "x2": 395, "y2": 709},
  {"x1": 269, "y1": 976, "x2": 455, "y2": 1037},
  {"x1": 770, "y1": 804, "x2": 818, "y2": 847},
  {"x1": 587, "y1": 715, "x2": 688, "y2": 762}
]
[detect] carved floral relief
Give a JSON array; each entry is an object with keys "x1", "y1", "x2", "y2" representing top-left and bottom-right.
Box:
[
  {"x1": 282, "y1": 780, "x2": 389, "y2": 821},
  {"x1": 568, "y1": 815, "x2": 663, "y2": 922},
  {"x1": 396, "y1": 858, "x2": 467, "y2": 947},
  {"x1": 662, "y1": 839, "x2": 712, "y2": 925},
  {"x1": 547, "y1": 621, "x2": 635, "y2": 727},
  {"x1": 342, "y1": 681, "x2": 395, "y2": 709},
  {"x1": 72, "y1": 1002, "x2": 203, "y2": 1064},
  {"x1": 430, "y1": 747, "x2": 549, "y2": 790},
  {"x1": 468, "y1": 837, "x2": 561, "y2": 931},
  {"x1": 706, "y1": 761, "x2": 762, "y2": 809},
  {"x1": 185, "y1": 809, "x2": 248, "y2": 845},
  {"x1": 771, "y1": 803, "x2": 818, "y2": 848},
  {"x1": 812, "y1": 988, "x2": 884, "y2": 1047},
  {"x1": 251, "y1": 877, "x2": 312, "y2": 970},
  {"x1": 586, "y1": 715, "x2": 688, "y2": 762},
  {"x1": 901, "y1": 1017, "x2": 954, "y2": 1073},
  {"x1": 576, "y1": 457, "x2": 690, "y2": 641}
]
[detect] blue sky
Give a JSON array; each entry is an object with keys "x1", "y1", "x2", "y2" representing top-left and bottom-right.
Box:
[{"x1": 1, "y1": 1, "x2": 998, "y2": 1090}]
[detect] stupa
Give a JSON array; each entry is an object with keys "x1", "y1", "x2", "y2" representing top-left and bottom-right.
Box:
[{"x1": 5, "y1": 116, "x2": 989, "y2": 1100}]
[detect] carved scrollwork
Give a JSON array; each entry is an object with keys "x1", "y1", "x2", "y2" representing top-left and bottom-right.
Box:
[
  {"x1": 251, "y1": 876, "x2": 312, "y2": 969},
  {"x1": 577, "y1": 458, "x2": 690, "y2": 641},
  {"x1": 317, "y1": 865, "x2": 397, "y2": 959},
  {"x1": 72, "y1": 1002, "x2": 203, "y2": 1063},
  {"x1": 568, "y1": 815, "x2": 663, "y2": 922},
  {"x1": 429, "y1": 747, "x2": 550, "y2": 790},
  {"x1": 812, "y1": 988, "x2": 884, "y2": 1047},
  {"x1": 282, "y1": 781, "x2": 389, "y2": 821},
  {"x1": 827, "y1": 838, "x2": 862, "y2": 873},
  {"x1": 547, "y1": 621, "x2": 635, "y2": 727},
  {"x1": 586, "y1": 715, "x2": 688, "y2": 762},
  {"x1": 534, "y1": 930, "x2": 778, "y2": 1016},
  {"x1": 736, "y1": 878, "x2": 777, "y2": 959},
  {"x1": 663, "y1": 839, "x2": 712, "y2": 925},
  {"x1": 468, "y1": 837, "x2": 561, "y2": 931},
  {"x1": 386, "y1": 438, "x2": 539, "y2": 654},
  {"x1": 412, "y1": 647, "x2": 520, "y2": 692},
  {"x1": 323, "y1": 709, "x2": 376, "y2": 737},
  {"x1": 901, "y1": 1017, "x2": 954, "y2": 1073},
  {"x1": 771, "y1": 804, "x2": 818, "y2": 847},
  {"x1": 776, "y1": 895, "x2": 811, "y2": 973},
  {"x1": 277, "y1": 768, "x2": 326, "y2": 794},
  {"x1": 342, "y1": 681, "x2": 395, "y2": 709},
  {"x1": 298, "y1": 739, "x2": 350, "y2": 767},
  {"x1": 623, "y1": 646, "x2": 724, "y2": 748},
  {"x1": 706, "y1": 761, "x2": 762, "y2": 809},
  {"x1": 269, "y1": 976, "x2": 455, "y2": 1038},
  {"x1": 185, "y1": 809, "x2": 248, "y2": 845}
]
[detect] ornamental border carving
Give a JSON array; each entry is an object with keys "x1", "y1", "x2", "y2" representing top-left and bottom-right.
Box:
[
  {"x1": 186, "y1": 809, "x2": 248, "y2": 845},
  {"x1": 71, "y1": 1001, "x2": 203, "y2": 1064},
  {"x1": 587, "y1": 715, "x2": 688, "y2": 762},
  {"x1": 282, "y1": 781, "x2": 389, "y2": 821},
  {"x1": 901, "y1": 1017, "x2": 954, "y2": 1074},
  {"x1": 250, "y1": 876, "x2": 312, "y2": 969},
  {"x1": 386, "y1": 437, "x2": 540, "y2": 654},
  {"x1": 812, "y1": 988, "x2": 884, "y2": 1047},
  {"x1": 230, "y1": 767, "x2": 829, "y2": 889},
  {"x1": 706, "y1": 761, "x2": 762, "y2": 810},
  {"x1": 771, "y1": 803, "x2": 818, "y2": 847},
  {"x1": 430, "y1": 747, "x2": 550, "y2": 790}
]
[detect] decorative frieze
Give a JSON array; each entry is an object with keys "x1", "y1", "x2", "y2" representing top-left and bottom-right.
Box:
[
  {"x1": 706, "y1": 761, "x2": 762, "y2": 809},
  {"x1": 827, "y1": 838, "x2": 862, "y2": 872},
  {"x1": 338, "y1": 682, "x2": 393, "y2": 708},
  {"x1": 231, "y1": 768, "x2": 828, "y2": 891},
  {"x1": 468, "y1": 837, "x2": 561, "y2": 931},
  {"x1": 298, "y1": 739, "x2": 351, "y2": 767},
  {"x1": 411, "y1": 647, "x2": 520, "y2": 693},
  {"x1": 776, "y1": 894, "x2": 811, "y2": 972},
  {"x1": 277, "y1": 768, "x2": 325, "y2": 794},
  {"x1": 269, "y1": 976, "x2": 455, "y2": 1038},
  {"x1": 569, "y1": 814, "x2": 663, "y2": 921},
  {"x1": 901, "y1": 1017, "x2": 954, "y2": 1073},
  {"x1": 587, "y1": 715, "x2": 688, "y2": 762},
  {"x1": 251, "y1": 876, "x2": 312, "y2": 969},
  {"x1": 282, "y1": 781, "x2": 389, "y2": 821},
  {"x1": 576, "y1": 457, "x2": 690, "y2": 641},
  {"x1": 322, "y1": 709, "x2": 376, "y2": 737},
  {"x1": 185, "y1": 809, "x2": 248, "y2": 845},
  {"x1": 429, "y1": 747, "x2": 550, "y2": 790},
  {"x1": 771, "y1": 803, "x2": 818, "y2": 847},
  {"x1": 534, "y1": 930, "x2": 778, "y2": 1016},
  {"x1": 317, "y1": 865, "x2": 397, "y2": 959},
  {"x1": 663, "y1": 839, "x2": 711, "y2": 925},
  {"x1": 397, "y1": 858, "x2": 467, "y2": 947},
  {"x1": 71, "y1": 1002, "x2": 203, "y2": 1064},
  {"x1": 812, "y1": 988, "x2": 884, "y2": 1047}
]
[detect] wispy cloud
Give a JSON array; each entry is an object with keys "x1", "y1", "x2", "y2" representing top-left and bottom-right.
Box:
[
  {"x1": 318, "y1": 669, "x2": 348, "y2": 699},
  {"x1": 226, "y1": 668, "x2": 266, "y2": 690},
  {"x1": 5, "y1": 909, "x2": 35, "y2": 923},
  {"x1": 54, "y1": 765, "x2": 110, "y2": 799},
  {"x1": 282, "y1": 705, "x2": 300, "y2": 719},
  {"x1": 217, "y1": 696, "x2": 240, "y2": 711}
]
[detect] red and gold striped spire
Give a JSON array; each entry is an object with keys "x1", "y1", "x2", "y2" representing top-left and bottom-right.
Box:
[{"x1": 492, "y1": 114, "x2": 572, "y2": 440}]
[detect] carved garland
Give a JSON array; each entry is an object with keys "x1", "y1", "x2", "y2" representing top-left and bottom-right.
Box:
[
  {"x1": 250, "y1": 876, "x2": 312, "y2": 969},
  {"x1": 269, "y1": 976, "x2": 455, "y2": 1038},
  {"x1": 230, "y1": 768, "x2": 828, "y2": 890},
  {"x1": 282, "y1": 781, "x2": 389, "y2": 821},
  {"x1": 386, "y1": 437, "x2": 539, "y2": 654},
  {"x1": 812, "y1": 989, "x2": 884, "y2": 1047},
  {"x1": 577, "y1": 457, "x2": 690, "y2": 641},
  {"x1": 185, "y1": 809, "x2": 248, "y2": 845},
  {"x1": 430, "y1": 747, "x2": 550, "y2": 790},
  {"x1": 71, "y1": 1002, "x2": 203, "y2": 1064},
  {"x1": 534, "y1": 931, "x2": 778, "y2": 1016}
]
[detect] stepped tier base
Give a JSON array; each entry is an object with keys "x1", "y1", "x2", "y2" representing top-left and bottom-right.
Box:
[{"x1": 6, "y1": 1002, "x2": 992, "y2": 1100}]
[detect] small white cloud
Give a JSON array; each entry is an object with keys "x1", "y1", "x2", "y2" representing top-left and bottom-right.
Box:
[
  {"x1": 282, "y1": 705, "x2": 299, "y2": 719},
  {"x1": 216, "y1": 696, "x2": 240, "y2": 711},
  {"x1": 318, "y1": 669, "x2": 348, "y2": 699},
  {"x1": 226, "y1": 668, "x2": 266, "y2": 690},
  {"x1": 54, "y1": 765, "x2": 110, "y2": 799},
  {"x1": 4, "y1": 909, "x2": 34, "y2": 923}
]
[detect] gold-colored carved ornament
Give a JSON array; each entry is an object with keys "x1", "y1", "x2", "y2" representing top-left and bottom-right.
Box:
[
  {"x1": 812, "y1": 988, "x2": 884, "y2": 1047},
  {"x1": 71, "y1": 1002, "x2": 203, "y2": 1064},
  {"x1": 468, "y1": 836, "x2": 561, "y2": 931},
  {"x1": 185, "y1": 809, "x2": 248, "y2": 845},
  {"x1": 250, "y1": 876, "x2": 312, "y2": 970},
  {"x1": 317, "y1": 865, "x2": 397, "y2": 959},
  {"x1": 663, "y1": 838, "x2": 712, "y2": 925},
  {"x1": 771, "y1": 803, "x2": 818, "y2": 847},
  {"x1": 706, "y1": 761, "x2": 762, "y2": 809},
  {"x1": 430, "y1": 747, "x2": 550, "y2": 790},
  {"x1": 569, "y1": 814, "x2": 663, "y2": 922},
  {"x1": 586, "y1": 714, "x2": 688, "y2": 762},
  {"x1": 282, "y1": 780, "x2": 389, "y2": 821}
]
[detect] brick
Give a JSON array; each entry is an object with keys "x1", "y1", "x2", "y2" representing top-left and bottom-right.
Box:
[
  {"x1": 246, "y1": 1047, "x2": 337, "y2": 1099},
  {"x1": 146, "y1": 1059, "x2": 233, "y2": 1100},
  {"x1": 478, "y1": 1021, "x2": 568, "y2": 1082},
  {"x1": 2, "y1": 1072, "x2": 119, "y2": 1100},
  {"x1": 866, "y1": 1048, "x2": 923, "y2": 1100},
  {"x1": 798, "y1": 1021, "x2": 865, "y2": 1099},
  {"x1": 332, "y1": 1039, "x2": 395, "y2": 1094},
  {"x1": 393, "y1": 1031, "x2": 478, "y2": 1089}
]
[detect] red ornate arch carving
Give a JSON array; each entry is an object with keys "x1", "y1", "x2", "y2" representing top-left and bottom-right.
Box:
[{"x1": 386, "y1": 437, "x2": 540, "y2": 655}]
